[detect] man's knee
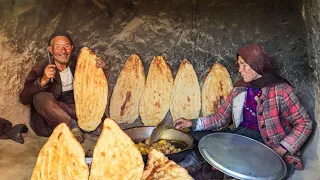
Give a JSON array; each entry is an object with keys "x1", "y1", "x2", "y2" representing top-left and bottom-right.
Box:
[{"x1": 33, "y1": 92, "x2": 55, "y2": 105}]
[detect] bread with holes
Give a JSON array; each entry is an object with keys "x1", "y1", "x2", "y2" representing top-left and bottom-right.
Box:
[
  {"x1": 31, "y1": 123, "x2": 89, "y2": 180},
  {"x1": 109, "y1": 53, "x2": 146, "y2": 123},
  {"x1": 89, "y1": 118, "x2": 144, "y2": 180},
  {"x1": 74, "y1": 47, "x2": 108, "y2": 131},
  {"x1": 202, "y1": 62, "x2": 233, "y2": 116},
  {"x1": 139, "y1": 56, "x2": 173, "y2": 126},
  {"x1": 170, "y1": 59, "x2": 201, "y2": 122},
  {"x1": 142, "y1": 149, "x2": 192, "y2": 180}
]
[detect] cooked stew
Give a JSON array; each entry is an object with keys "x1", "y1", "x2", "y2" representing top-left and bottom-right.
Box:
[{"x1": 135, "y1": 138, "x2": 187, "y2": 155}]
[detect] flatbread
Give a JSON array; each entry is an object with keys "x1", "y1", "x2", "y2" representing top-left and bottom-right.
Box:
[
  {"x1": 139, "y1": 56, "x2": 174, "y2": 126},
  {"x1": 170, "y1": 59, "x2": 201, "y2": 122},
  {"x1": 142, "y1": 149, "x2": 192, "y2": 180},
  {"x1": 202, "y1": 62, "x2": 233, "y2": 116},
  {"x1": 31, "y1": 123, "x2": 89, "y2": 180},
  {"x1": 109, "y1": 53, "x2": 146, "y2": 123},
  {"x1": 89, "y1": 118, "x2": 144, "y2": 180},
  {"x1": 74, "y1": 47, "x2": 108, "y2": 132}
]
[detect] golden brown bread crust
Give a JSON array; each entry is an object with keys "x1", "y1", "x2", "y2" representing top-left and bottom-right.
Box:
[
  {"x1": 74, "y1": 47, "x2": 108, "y2": 132},
  {"x1": 139, "y1": 56, "x2": 174, "y2": 126},
  {"x1": 31, "y1": 123, "x2": 89, "y2": 180},
  {"x1": 142, "y1": 149, "x2": 193, "y2": 180},
  {"x1": 89, "y1": 118, "x2": 144, "y2": 180},
  {"x1": 201, "y1": 62, "x2": 233, "y2": 116},
  {"x1": 170, "y1": 59, "x2": 201, "y2": 122},
  {"x1": 109, "y1": 53, "x2": 146, "y2": 123}
]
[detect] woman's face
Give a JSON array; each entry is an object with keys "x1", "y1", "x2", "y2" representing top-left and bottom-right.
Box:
[{"x1": 238, "y1": 56, "x2": 261, "y2": 82}]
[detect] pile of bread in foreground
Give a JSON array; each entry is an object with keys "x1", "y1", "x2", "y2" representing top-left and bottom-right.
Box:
[{"x1": 31, "y1": 118, "x2": 193, "y2": 180}]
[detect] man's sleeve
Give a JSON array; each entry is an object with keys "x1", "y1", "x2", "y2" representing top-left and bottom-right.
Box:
[{"x1": 19, "y1": 68, "x2": 47, "y2": 105}]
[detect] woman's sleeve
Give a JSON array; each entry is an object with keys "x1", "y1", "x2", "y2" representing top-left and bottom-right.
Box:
[
  {"x1": 280, "y1": 84, "x2": 313, "y2": 154},
  {"x1": 191, "y1": 89, "x2": 234, "y2": 131}
]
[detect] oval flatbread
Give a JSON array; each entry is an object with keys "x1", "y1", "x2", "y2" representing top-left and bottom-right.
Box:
[
  {"x1": 31, "y1": 123, "x2": 89, "y2": 180},
  {"x1": 74, "y1": 47, "x2": 108, "y2": 132},
  {"x1": 170, "y1": 59, "x2": 201, "y2": 122},
  {"x1": 89, "y1": 118, "x2": 144, "y2": 180},
  {"x1": 202, "y1": 62, "x2": 233, "y2": 116},
  {"x1": 109, "y1": 53, "x2": 146, "y2": 123},
  {"x1": 139, "y1": 56, "x2": 174, "y2": 126},
  {"x1": 142, "y1": 149, "x2": 192, "y2": 180}
]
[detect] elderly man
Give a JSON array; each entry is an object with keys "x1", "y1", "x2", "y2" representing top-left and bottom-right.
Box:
[{"x1": 20, "y1": 32, "x2": 105, "y2": 143}]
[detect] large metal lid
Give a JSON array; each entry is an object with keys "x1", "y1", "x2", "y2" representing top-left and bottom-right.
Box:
[{"x1": 198, "y1": 133, "x2": 287, "y2": 180}]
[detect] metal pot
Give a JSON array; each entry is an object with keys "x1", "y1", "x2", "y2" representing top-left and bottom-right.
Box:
[{"x1": 124, "y1": 126, "x2": 194, "y2": 163}]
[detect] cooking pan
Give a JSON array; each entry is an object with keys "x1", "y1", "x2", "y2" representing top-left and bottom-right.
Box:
[{"x1": 124, "y1": 126, "x2": 194, "y2": 163}]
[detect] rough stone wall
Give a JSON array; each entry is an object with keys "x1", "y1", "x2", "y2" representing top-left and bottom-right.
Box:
[
  {"x1": 0, "y1": 0, "x2": 314, "y2": 120},
  {"x1": 295, "y1": 0, "x2": 320, "y2": 179},
  {"x1": 0, "y1": 33, "x2": 36, "y2": 133},
  {"x1": 0, "y1": 0, "x2": 317, "y2": 178}
]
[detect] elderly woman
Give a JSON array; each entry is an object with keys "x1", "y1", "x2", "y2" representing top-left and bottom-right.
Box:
[{"x1": 174, "y1": 44, "x2": 313, "y2": 175}]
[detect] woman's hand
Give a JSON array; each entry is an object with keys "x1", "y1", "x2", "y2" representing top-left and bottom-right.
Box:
[
  {"x1": 274, "y1": 145, "x2": 287, "y2": 157},
  {"x1": 174, "y1": 118, "x2": 192, "y2": 130}
]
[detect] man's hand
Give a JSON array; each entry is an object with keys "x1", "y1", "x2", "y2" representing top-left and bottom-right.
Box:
[
  {"x1": 274, "y1": 145, "x2": 287, "y2": 157},
  {"x1": 40, "y1": 64, "x2": 56, "y2": 87},
  {"x1": 96, "y1": 57, "x2": 106, "y2": 69},
  {"x1": 174, "y1": 118, "x2": 192, "y2": 130}
]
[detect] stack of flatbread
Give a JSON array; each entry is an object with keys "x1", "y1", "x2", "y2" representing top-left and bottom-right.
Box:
[
  {"x1": 202, "y1": 62, "x2": 233, "y2": 116},
  {"x1": 89, "y1": 118, "x2": 144, "y2": 180},
  {"x1": 74, "y1": 47, "x2": 108, "y2": 132},
  {"x1": 142, "y1": 149, "x2": 193, "y2": 180},
  {"x1": 31, "y1": 123, "x2": 89, "y2": 180},
  {"x1": 139, "y1": 56, "x2": 174, "y2": 126},
  {"x1": 170, "y1": 59, "x2": 201, "y2": 122},
  {"x1": 31, "y1": 119, "x2": 193, "y2": 179},
  {"x1": 109, "y1": 53, "x2": 146, "y2": 123}
]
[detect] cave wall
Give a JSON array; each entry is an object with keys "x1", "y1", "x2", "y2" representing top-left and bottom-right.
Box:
[
  {"x1": 0, "y1": 0, "x2": 318, "y2": 178},
  {"x1": 0, "y1": 0, "x2": 314, "y2": 120},
  {"x1": 296, "y1": 0, "x2": 320, "y2": 179}
]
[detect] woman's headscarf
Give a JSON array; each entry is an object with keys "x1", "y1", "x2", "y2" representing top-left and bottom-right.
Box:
[{"x1": 234, "y1": 44, "x2": 290, "y2": 88}]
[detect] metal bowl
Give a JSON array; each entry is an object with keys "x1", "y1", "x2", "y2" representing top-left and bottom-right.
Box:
[{"x1": 124, "y1": 126, "x2": 194, "y2": 163}]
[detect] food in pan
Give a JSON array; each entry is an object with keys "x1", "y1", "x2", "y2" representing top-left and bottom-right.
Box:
[
  {"x1": 170, "y1": 59, "x2": 201, "y2": 122},
  {"x1": 89, "y1": 118, "x2": 144, "y2": 180},
  {"x1": 110, "y1": 53, "x2": 146, "y2": 123},
  {"x1": 202, "y1": 62, "x2": 233, "y2": 116},
  {"x1": 142, "y1": 149, "x2": 193, "y2": 180},
  {"x1": 74, "y1": 47, "x2": 108, "y2": 132},
  {"x1": 135, "y1": 138, "x2": 186, "y2": 155},
  {"x1": 139, "y1": 56, "x2": 174, "y2": 126},
  {"x1": 31, "y1": 123, "x2": 89, "y2": 180}
]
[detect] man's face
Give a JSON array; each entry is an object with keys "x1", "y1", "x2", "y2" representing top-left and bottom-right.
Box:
[
  {"x1": 48, "y1": 36, "x2": 73, "y2": 64},
  {"x1": 237, "y1": 56, "x2": 261, "y2": 83}
]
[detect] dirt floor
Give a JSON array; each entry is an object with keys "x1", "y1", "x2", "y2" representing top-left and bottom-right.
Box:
[{"x1": 0, "y1": 130, "x2": 99, "y2": 180}]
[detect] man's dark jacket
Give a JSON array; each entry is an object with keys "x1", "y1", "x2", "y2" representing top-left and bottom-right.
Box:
[{"x1": 19, "y1": 58, "x2": 77, "y2": 137}]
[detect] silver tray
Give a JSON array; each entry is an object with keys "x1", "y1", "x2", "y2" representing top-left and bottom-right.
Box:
[
  {"x1": 86, "y1": 157, "x2": 92, "y2": 169},
  {"x1": 198, "y1": 132, "x2": 287, "y2": 180}
]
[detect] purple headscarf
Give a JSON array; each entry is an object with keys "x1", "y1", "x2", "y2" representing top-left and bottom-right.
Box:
[{"x1": 234, "y1": 44, "x2": 289, "y2": 88}]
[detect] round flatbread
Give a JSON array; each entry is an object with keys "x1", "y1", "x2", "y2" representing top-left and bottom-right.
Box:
[
  {"x1": 89, "y1": 118, "x2": 144, "y2": 180},
  {"x1": 170, "y1": 59, "x2": 201, "y2": 122},
  {"x1": 142, "y1": 149, "x2": 192, "y2": 180},
  {"x1": 74, "y1": 47, "x2": 108, "y2": 132},
  {"x1": 202, "y1": 62, "x2": 233, "y2": 116},
  {"x1": 139, "y1": 56, "x2": 173, "y2": 126},
  {"x1": 31, "y1": 123, "x2": 89, "y2": 180},
  {"x1": 109, "y1": 53, "x2": 146, "y2": 123}
]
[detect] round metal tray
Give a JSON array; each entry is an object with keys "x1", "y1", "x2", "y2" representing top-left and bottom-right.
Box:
[{"x1": 198, "y1": 132, "x2": 287, "y2": 180}]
